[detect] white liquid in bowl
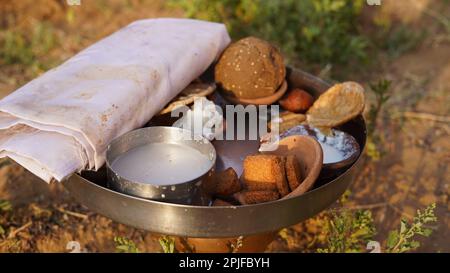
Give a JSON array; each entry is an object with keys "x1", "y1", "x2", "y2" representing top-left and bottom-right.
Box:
[
  {"x1": 320, "y1": 142, "x2": 345, "y2": 164},
  {"x1": 111, "y1": 143, "x2": 212, "y2": 185}
]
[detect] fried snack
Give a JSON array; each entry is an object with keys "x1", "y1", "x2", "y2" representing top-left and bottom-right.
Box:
[
  {"x1": 285, "y1": 155, "x2": 303, "y2": 191},
  {"x1": 212, "y1": 199, "x2": 233, "y2": 206},
  {"x1": 158, "y1": 83, "x2": 216, "y2": 115},
  {"x1": 234, "y1": 190, "x2": 280, "y2": 205},
  {"x1": 269, "y1": 111, "x2": 306, "y2": 134},
  {"x1": 215, "y1": 37, "x2": 285, "y2": 99},
  {"x1": 243, "y1": 154, "x2": 290, "y2": 196},
  {"x1": 243, "y1": 154, "x2": 284, "y2": 191},
  {"x1": 277, "y1": 156, "x2": 290, "y2": 197},
  {"x1": 202, "y1": 172, "x2": 218, "y2": 195},
  {"x1": 306, "y1": 81, "x2": 365, "y2": 127},
  {"x1": 214, "y1": 167, "x2": 242, "y2": 196},
  {"x1": 279, "y1": 88, "x2": 314, "y2": 113}
]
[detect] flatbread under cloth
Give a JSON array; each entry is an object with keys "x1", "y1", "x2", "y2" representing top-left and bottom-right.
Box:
[{"x1": 0, "y1": 18, "x2": 230, "y2": 182}]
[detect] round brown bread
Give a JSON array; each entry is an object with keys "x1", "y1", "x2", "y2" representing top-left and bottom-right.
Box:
[
  {"x1": 215, "y1": 37, "x2": 285, "y2": 99},
  {"x1": 285, "y1": 155, "x2": 303, "y2": 191}
]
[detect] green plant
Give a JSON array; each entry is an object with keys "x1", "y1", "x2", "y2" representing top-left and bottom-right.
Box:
[
  {"x1": 159, "y1": 236, "x2": 175, "y2": 253},
  {"x1": 366, "y1": 79, "x2": 392, "y2": 160},
  {"x1": 0, "y1": 200, "x2": 12, "y2": 212},
  {"x1": 173, "y1": 0, "x2": 368, "y2": 68},
  {"x1": 0, "y1": 22, "x2": 57, "y2": 70},
  {"x1": 114, "y1": 236, "x2": 139, "y2": 253},
  {"x1": 317, "y1": 203, "x2": 438, "y2": 253},
  {"x1": 317, "y1": 209, "x2": 376, "y2": 253},
  {"x1": 379, "y1": 26, "x2": 426, "y2": 58},
  {"x1": 386, "y1": 203, "x2": 437, "y2": 253}
]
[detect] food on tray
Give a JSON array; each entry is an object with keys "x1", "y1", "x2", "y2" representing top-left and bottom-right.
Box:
[
  {"x1": 234, "y1": 190, "x2": 280, "y2": 205},
  {"x1": 276, "y1": 156, "x2": 290, "y2": 197},
  {"x1": 306, "y1": 81, "x2": 365, "y2": 127},
  {"x1": 215, "y1": 37, "x2": 286, "y2": 99},
  {"x1": 172, "y1": 97, "x2": 224, "y2": 141},
  {"x1": 242, "y1": 154, "x2": 291, "y2": 197},
  {"x1": 242, "y1": 154, "x2": 284, "y2": 191},
  {"x1": 268, "y1": 111, "x2": 306, "y2": 134},
  {"x1": 159, "y1": 82, "x2": 216, "y2": 115},
  {"x1": 279, "y1": 88, "x2": 314, "y2": 113},
  {"x1": 285, "y1": 155, "x2": 303, "y2": 191},
  {"x1": 213, "y1": 167, "x2": 242, "y2": 196},
  {"x1": 212, "y1": 199, "x2": 233, "y2": 206}
]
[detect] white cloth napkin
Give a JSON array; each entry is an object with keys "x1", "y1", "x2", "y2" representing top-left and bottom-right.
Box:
[{"x1": 0, "y1": 18, "x2": 230, "y2": 182}]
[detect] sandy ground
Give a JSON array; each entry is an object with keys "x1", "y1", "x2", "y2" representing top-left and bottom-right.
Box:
[{"x1": 0, "y1": 0, "x2": 448, "y2": 252}]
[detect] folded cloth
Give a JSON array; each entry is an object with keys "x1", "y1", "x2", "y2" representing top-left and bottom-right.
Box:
[{"x1": 0, "y1": 18, "x2": 230, "y2": 182}]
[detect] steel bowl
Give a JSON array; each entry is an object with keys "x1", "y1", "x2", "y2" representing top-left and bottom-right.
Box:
[{"x1": 106, "y1": 126, "x2": 216, "y2": 204}]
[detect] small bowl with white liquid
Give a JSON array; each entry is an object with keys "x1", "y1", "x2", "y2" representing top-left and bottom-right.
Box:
[
  {"x1": 106, "y1": 126, "x2": 216, "y2": 204},
  {"x1": 280, "y1": 125, "x2": 360, "y2": 177}
]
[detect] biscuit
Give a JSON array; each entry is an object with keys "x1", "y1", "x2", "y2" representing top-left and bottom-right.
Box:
[
  {"x1": 277, "y1": 156, "x2": 290, "y2": 197},
  {"x1": 243, "y1": 154, "x2": 282, "y2": 191},
  {"x1": 285, "y1": 155, "x2": 303, "y2": 191}
]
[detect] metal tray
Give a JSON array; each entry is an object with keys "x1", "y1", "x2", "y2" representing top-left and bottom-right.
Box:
[{"x1": 62, "y1": 67, "x2": 367, "y2": 238}]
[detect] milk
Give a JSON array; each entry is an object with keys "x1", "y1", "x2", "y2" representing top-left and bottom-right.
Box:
[
  {"x1": 111, "y1": 143, "x2": 212, "y2": 185},
  {"x1": 320, "y1": 142, "x2": 344, "y2": 164}
]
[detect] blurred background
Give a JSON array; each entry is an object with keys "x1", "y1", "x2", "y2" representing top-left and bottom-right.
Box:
[{"x1": 0, "y1": 0, "x2": 448, "y2": 252}]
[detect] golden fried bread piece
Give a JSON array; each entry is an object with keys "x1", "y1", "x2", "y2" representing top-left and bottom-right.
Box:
[
  {"x1": 306, "y1": 81, "x2": 365, "y2": 127},
  {"x1": 285, "y1": 155, "x2": 303, "y2": 191},
  {"x1": 243, "y1": 154, "x2": 285, "y2": 191}
]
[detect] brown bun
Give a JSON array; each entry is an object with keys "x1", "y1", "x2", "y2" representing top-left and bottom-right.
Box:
[{"x1": 215, "y1": 37, "x2": 285, "y2": 99}]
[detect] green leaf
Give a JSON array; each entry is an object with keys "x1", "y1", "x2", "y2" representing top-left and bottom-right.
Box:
[
  {"x1": 400, "y1": 219, "x2": 407, "y2": 234},
  {"x1": 0, "y1": 200, "x2": 12, "y2": 212},
  {"x1": 386, "y1": 230, "x2": 399, "y2": 249},
  {"x1": 419, "y1": 228, "x2": 433, "y2": 237},
  {"x1": 409, "y1": 240, "x2": 420, "y2": 250},
  {"x1": 159, "y1": 236, "x2": 175, "y2": 253}
]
